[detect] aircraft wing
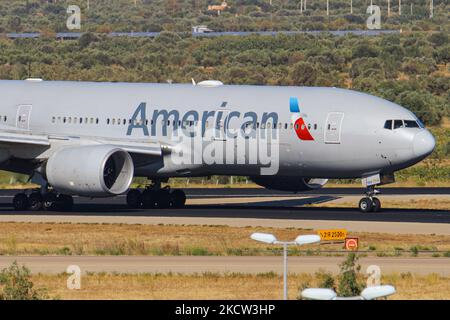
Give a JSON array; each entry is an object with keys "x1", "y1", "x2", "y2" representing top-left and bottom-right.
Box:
[
  {"x1": 0, "y1": 125, "x2": 162, "y2": 157},
  {"x1": 0, "y1": 128, "x2": 50, "y2": 146},
  {"x1": 92, "y1": 138, "x2": 162, "y2": 157}
]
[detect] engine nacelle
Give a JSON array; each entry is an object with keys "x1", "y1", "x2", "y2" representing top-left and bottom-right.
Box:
[
  {"x1": 251, "y1": 176, "x2": 328, "y2": 192},
  {"x1": 46, "y1": 145, "x2": 134, "y2": 197}
]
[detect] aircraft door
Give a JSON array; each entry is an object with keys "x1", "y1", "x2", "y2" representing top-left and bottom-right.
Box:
[
  {"x1": 324, "y1": 112, "x2": 344, "y2": 144},
  {"x1": 16, "y1": 104, "x2": 32, "y2": 130}
]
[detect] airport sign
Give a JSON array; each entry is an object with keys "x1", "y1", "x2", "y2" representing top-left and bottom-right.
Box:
[
  {"x1": 317, "y1": 229, "x2": 347, "y2": 241},
  {"x1": 345, "y1": 238, "x2": 359, "y2": 251}
]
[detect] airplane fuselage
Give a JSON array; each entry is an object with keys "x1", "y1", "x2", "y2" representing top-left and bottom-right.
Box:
[{"x1": 0, "y1": 80, "x2": 435, "y2": 182}]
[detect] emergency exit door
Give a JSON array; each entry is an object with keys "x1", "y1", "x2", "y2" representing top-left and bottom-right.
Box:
[
  {"x1": 16, "y1": 105, "x2": 32, "y2": 130},
  {"x1": 324, "y1": 112, "x2": 344, "y2": 144}
]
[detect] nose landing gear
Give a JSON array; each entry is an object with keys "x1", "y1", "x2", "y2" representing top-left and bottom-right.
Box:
[{"x1": 359, "y1": 186, "x2": 382, "y2": 213}]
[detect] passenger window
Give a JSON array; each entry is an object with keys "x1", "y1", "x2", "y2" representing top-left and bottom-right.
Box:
[
  {"x1": 384, "y1": 120, "x2": 392, "y2": 130},
  {"x1": 404, "y1": 120, "x2": 419, "y2": 128},
  {"x1": 314, "y1": 124, "x2": 317, "y2": 130},
  {"x1": 393, "y1": 120, "x2": 404, "y2": 129}
]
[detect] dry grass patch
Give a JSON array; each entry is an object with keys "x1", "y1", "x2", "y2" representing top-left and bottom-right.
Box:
[
  {"x1": 30, "y1": 272, "x2": 450, "y2": 300},
  {"x1": 0, "y1": 222, "x2": 450, "y2": 256}
]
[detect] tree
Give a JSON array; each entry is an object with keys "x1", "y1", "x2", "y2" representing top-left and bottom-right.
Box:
[
  {"x1": 337, "y1": 253, "x2": 365, "y2": 297},
  {"x1": 290, "y1": 62, "x2": 318, "y2": 86}
]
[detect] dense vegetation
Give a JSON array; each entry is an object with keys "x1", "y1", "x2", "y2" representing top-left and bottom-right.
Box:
[
  {"x1": 0, "y1": 0, "x2": 448, "y2": 33},
  {"x1": 1, "y1": 31, "x2": 448, "y2": 125},
  {"x1": 0, "y1": 1, "x2": 447, "y2": 185}
]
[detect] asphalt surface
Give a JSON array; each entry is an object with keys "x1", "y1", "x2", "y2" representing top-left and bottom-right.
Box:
[
  {"x1": 2, "y1": 187, "x2": 449, "y2": 198},
  {"x1": 0, "y1": 256, "x2": 448, "y2": 276},
  {"x1": 0, "y1": 188, "x2": 449, "y2": 224}
]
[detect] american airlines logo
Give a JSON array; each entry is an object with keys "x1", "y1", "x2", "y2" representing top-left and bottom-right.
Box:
[
  {"x1": 290, "y1": 97, "x2": 314, "y2": 141},
  {"x1": 126, "y1": 102, "x2": 280, "y2": 175},
  {"x1": 126, "y1": 102, "x2": 279, "y2": 139}
]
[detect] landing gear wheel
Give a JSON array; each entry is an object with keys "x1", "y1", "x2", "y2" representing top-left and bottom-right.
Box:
[
  {"x1": 13, "y1": 194, "x2": 29, "y2": 211},
  {"x1": 28, "y1": 193, "x2": 43, "y2": 211},
  {"x1": 359, "y1": 197, "x2": 373, "y2": 213},
  {"x1": 372, "y1": 197, "x2": 381, "y2": 212},
  {"x1": 43, "y1": 193, "x2": 58, "y2": 210},
  {"x1": 155, "y1": 189, "x2": 171, "y2": 209},
  {"x1": 126, "y1": 189, "x2": 142, "y2": 209},
  {"x1": 57, "y1": 194, "x2": 74, "y2": 211},
  {"x1": 142, "y1": 189, "x2": 156, "y2": 209},
  {"x1": 170, "y1": 189, "x2": 186, "y2": 208}
]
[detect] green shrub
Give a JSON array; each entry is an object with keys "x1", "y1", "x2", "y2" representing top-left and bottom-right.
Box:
[
  {"x1": 0, "y1": 261, "x2": 47, "y2": 300},
  {"x1": 337, "y1": 253, "x2": 365, "y2": 297}
]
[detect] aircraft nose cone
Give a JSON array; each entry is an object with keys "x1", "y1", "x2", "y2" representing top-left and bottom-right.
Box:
[{"x1": 413, "y1": 130, "x2": 435, "y2": 158}]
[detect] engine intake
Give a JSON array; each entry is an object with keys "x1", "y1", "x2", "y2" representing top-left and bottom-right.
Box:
[
  {"x1": 46, "y1": 145, "x2": 134, "y2": 197},
  {"x1": 251, "y1": 176, "x2": 328, "y2": 192}
]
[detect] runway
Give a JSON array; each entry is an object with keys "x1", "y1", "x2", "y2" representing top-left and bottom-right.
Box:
[
  {"x1": 0, "y1": 188, "x2": 448, "y2": 234},
  {"x1": 0, "y1": 256, "x2": 448, "y2": 276}
]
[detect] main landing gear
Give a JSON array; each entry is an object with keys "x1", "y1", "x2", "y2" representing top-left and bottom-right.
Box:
[
  {"x1": 358, "y1": 186, "x2": 381, "y2": 213},
  {"x1": 126, "y1": 185, "x2": 186, "y2": 209},
  {"x1": 12, "y1": 191, "x2": 74, "y2": 211}
]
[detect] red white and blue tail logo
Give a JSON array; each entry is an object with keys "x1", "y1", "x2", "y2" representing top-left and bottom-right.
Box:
[{"x1": 290, "y1": 97, "x2": 314, "y2": 141}]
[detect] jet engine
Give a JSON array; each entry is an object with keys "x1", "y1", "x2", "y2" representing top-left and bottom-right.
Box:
[
  {"x1": 251, "y1": 176, "x2": 328, "y2": 192},
  {"x1": 46, "y1": 145, "x2": 134, "y2": 197}
]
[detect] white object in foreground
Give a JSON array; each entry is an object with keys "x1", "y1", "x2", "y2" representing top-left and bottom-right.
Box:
[{"x1": 301, "y1": 285, "x2": 396, "y2": 300}]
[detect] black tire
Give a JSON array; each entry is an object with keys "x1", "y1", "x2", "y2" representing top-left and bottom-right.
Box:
[
  {"x1": 372, "y1": 197, "x2": 382, "y2": 212},
  {"x1": 359, "y1": 197, "x2": 373, "y2": 213},
  {"x1": 155, "y1": 190, "x2": 171, "y2": 209},
  {"x1": 126, "y1": 189, "x2": 142, "y2": 209},
  {"x1": 43, "y1": 193, "x2": 58, "y2": 210},
  {"x1": 170, "y1": 189, "x2": 186, "y2": 208},
  {"x1": 57, "y1": 194, "x2": 74, "y2": 211},
  {"x1": 13, "y1": 193, "x2": 29, "y2": 211},
  {"x1": 142, "y1": 189, "x2": 156, "y2": 209},
  {"x1": 28, "y1": 193, "x2": 43, "y2": 211}
]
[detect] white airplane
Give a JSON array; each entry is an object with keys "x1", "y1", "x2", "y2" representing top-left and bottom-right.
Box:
[{"x1": 0, "y1": 79, "x2": 435, "y2": 212}]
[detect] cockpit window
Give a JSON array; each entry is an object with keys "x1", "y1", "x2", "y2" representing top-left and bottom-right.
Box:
[
  {"x1": 384, "y1": 120, "x2": 392, "y2": 130},
  {"x1": 416, "y1": 118, "x2": 425, "y2": 128},
  {"x1": 404, "y1": 120, "x2": 419, "y2": 128},
  {"x1": 385, "y1": 119, "x2": 422, "y2": 130},
  {"x1": 393, "y1": 120, "x2": 404, "y2": 129}
]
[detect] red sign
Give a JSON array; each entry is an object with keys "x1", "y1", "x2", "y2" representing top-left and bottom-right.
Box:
[{"x1": 345, "y1": 237, "x2": 359, "y2": 251}]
